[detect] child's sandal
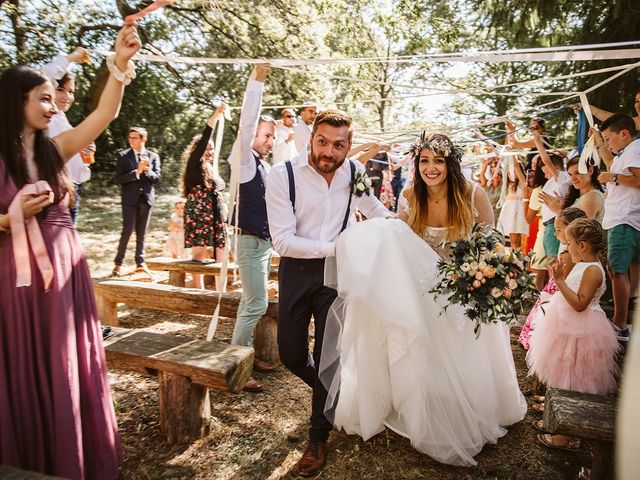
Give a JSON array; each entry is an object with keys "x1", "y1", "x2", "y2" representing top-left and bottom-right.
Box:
[
  {"x1": 532, "y1": 419, "x2": 547, "y2": 433},
  {"x1": 531, "y1": 402, "x2": 545, "y2": 413},
  {"x1": 532, "y1": 395, "x2": 545, "y2": 403}
]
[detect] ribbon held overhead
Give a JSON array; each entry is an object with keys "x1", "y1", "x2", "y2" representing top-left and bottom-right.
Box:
[{"x1": 125, "y1": 0, "x2": 178, "y2": 25}]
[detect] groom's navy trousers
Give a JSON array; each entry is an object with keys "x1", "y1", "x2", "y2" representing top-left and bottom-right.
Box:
[{"x1": 277, "y1": 256, "x2": 336, "y2": 444}]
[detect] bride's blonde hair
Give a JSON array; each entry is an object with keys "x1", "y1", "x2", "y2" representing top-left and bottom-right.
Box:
[{"x1": 405, "y1": 133, "x2": 473, "y2": 241}]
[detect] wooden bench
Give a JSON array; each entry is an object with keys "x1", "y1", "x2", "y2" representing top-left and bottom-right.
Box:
[
  {"x1": 543, "y1": 387, "x2": 617, "y2": 480},
  {"x1": 93, "y1": 279, "x2": 279, "y2": 364},
  {"x1": 145, "y1": 257, "x2": 278, "y2": 287},
  {"x1": 104, "y1": 327, "x2": 253, "y2": 444}
]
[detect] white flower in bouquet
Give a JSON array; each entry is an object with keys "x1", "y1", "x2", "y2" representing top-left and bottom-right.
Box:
[
  {"x1": 460, "y1": 262, "x2": 470, "y2": 272},
  {"x1": 478, "y1": 261, "x2": 488, "y2": 270},
  {"x1": 468, "y1": 262, "x2": 479, "y2": 275},
  {"x1": 491, "y1": 287, "x2": 503, "y2": 298},
  {"x1": 364, "y1": 177, "x2": 372, "y2": 188},
  {"x1": 357, "y1": 183, "x2": 365, "y2": 191},
  {"x1": 509, "y1": 279, "x2": 518, "y2": 290}
]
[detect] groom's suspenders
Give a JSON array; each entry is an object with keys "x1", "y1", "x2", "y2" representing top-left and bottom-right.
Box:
[{"x1": 284, "y1": 159, "x2": 356, "y2": 233}]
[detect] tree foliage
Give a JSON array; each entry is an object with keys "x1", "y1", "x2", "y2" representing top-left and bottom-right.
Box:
[{"x1": 1, "y1": 0, "x2": 638, "y2": 190}]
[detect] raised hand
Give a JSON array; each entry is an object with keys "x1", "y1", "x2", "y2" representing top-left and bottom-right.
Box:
[
  {"x1": 252, "y1": 63, "x2": 271, "y2": 82},
  {"x1": 114, "y1": 24, "x2": 142, "y2": 68},
  {"x1": 67, "y1": 47, "x2": 91, "y2": 64}
]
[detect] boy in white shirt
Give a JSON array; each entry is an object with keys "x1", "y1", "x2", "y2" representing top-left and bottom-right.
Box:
[{"x1": 598, "y1": 113, "x2": 640, "y2": 341}]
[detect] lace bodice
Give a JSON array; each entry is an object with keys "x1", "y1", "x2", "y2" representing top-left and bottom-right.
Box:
[
  {"x1": 397, "y1": 184, "x2": 480, "y2": 256},
  {"x1": 564, "y1": 261, "x2": 607, "y2": 309}
]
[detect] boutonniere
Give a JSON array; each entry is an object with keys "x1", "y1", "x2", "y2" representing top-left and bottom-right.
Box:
[{"x1": 350, "y1": 171, "x2": 372, "y2": 197}]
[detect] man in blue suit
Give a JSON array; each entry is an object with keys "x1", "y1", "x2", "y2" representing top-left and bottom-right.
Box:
[{"x1": 112, "y1": 127, "x2": 161, "y2": 276}]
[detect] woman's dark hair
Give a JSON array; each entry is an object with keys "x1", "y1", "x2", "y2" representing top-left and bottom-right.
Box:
[
  {"x1": 182, "y1": 133, "x2": 216, "y2": 196},
  {"x1": 0, "y1": 66, "x2": 70, "y2": 200},
  {"x1": 562, "y1": 156, "x2": 604, "y2": 209},
  {"x1": 56, "y1": 72, "x2": 74, "y2": 89},
  {"x1": 530, "y1": 154, "x2": 547, "y2": 189}
]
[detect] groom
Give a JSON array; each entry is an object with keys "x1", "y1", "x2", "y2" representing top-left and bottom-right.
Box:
[{"x1": 266, "y1": 110, "x2": 391, "y2": 476}]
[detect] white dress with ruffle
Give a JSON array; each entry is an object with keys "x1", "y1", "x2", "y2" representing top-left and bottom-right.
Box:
[{"x1": 319, "y1": 192, "x2": 526, "y2": 466}]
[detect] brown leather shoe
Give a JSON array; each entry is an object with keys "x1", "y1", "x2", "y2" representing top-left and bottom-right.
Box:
[
  {"x1": 295, "y1": 441, "x2": 327, "y2": 477},
  {"x1": 254, "y1": 359, "x2": 277, "y2": 373},
  {"x1": 243, "y1": 377, "x2": 263, "y2": 393},
  {"x1": 111, "y1": 265, "x2": 122, "y2": 277}
]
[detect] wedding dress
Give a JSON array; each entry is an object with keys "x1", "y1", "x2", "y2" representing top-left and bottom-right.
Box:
[{"x1": 319, "y1": 194, "x2": 526, "y2": 466}]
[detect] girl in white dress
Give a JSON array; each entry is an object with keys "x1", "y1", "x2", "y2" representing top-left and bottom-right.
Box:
[{"x1": 320, "y1": 133, "x2": 526, "y2": 466}]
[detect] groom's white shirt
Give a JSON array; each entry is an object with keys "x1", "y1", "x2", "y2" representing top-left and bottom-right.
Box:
[{"x1": 266, "y1": 149, "x2": 391, "y2": 259}]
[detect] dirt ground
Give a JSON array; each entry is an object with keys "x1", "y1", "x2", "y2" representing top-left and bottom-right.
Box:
[{"x1": 79, "y1": 194, "x2": 592, "y2": 480}]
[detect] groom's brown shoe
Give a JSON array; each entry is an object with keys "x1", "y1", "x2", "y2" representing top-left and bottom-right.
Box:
[{"x1": 295, "y1": 441, "x2": 327, "y2": 477}]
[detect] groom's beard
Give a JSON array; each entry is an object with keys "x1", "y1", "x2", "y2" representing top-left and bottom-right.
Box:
[{"x1": 310, "y1": 148, "x2": 347, "y2": 174}]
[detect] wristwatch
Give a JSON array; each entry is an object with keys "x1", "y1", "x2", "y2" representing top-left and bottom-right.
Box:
[{"x1": 612, "y1": 174, "x2": 619, "y2": 185}]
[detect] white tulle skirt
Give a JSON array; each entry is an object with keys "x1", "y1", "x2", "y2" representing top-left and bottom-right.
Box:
[{"x1": 319, "y1": 218, "x2": 527, "y2": 466}]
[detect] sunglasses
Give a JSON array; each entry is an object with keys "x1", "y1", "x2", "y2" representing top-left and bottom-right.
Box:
[{"x1": 284, "y1": 115, "x2": 295, "y2": 118}]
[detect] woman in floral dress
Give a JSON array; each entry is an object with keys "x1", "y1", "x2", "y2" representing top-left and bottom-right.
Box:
[{"x1": 182, "y1": 105, "x2": 227, "y2": 288}]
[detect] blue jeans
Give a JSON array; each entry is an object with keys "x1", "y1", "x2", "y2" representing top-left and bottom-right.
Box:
[{"x1": 231, "y1": 234, "x2": 272, "y2": 348}]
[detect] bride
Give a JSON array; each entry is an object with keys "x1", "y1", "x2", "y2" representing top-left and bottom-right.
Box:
[{"x1": 319, "y1": 133, "x2": 527, "y2": 466}]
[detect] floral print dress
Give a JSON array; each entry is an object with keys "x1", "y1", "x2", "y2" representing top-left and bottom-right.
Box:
[{"x1": 184, "y1": 184, "x2": 226, "y2": 248}]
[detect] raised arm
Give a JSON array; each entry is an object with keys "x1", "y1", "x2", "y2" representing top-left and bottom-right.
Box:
[
  {"x1": 348, "y1": 142, "x2": 376, "y2": 157},
  {"x1": 53, "y1": 26, "x2": 141, "y2": 161},
  {"x1": 230, "y1": 64, "x2": 269, "y2": 178},
  {"x1": 590, "y1": 127, "x2": 615, "y2": 170},
  {"x1": 532, "y1": 131, "x2": 560, "y2": 179},
  {"x1": 41, "y1": 47, "x2": 90, "y2": 81},
  {"x1": 505, "y1": 120, "x2": 535, "y2": 149},
  {"x1": 354, "y1": 144, "x2": 388, "y2": 165}
]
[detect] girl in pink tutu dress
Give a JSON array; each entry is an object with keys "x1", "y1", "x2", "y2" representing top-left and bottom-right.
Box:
[
  {"x1": 527, "y1": 218, "x2": 620, "y2": 450},
  {"x1": 518, "y1": 207, "x2": 586, "y2": 350}
]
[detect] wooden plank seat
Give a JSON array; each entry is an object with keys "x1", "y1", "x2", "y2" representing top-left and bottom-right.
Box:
[
  {"x1": 543, "y1": 387, "x2": 617, "y2": 480},
  {"x1": 145, "y1": 257, "x2": 278, "y2": 287},
  {"x1": 93, "y1": 279, "x2": 279, "y2": 364},
  {"x1": 104, "y1": 327, "x2": 253, "y2": 443}
]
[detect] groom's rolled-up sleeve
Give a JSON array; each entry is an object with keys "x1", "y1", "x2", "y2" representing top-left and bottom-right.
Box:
[{"x1": 266, "y1": 163, "x2": 335, "y2": 258}]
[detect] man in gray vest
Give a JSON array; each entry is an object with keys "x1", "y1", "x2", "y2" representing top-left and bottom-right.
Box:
[{"x1": 229, "y1": 64, "x2": 277, "y2": 392}]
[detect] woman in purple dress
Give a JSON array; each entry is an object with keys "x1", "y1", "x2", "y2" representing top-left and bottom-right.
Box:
[{"x1": 0, "y1": 26, "x2": 141, "y2": 479}]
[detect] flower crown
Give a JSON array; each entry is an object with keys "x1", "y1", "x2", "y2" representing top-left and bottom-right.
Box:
[{"x1": 407, "y1": 131, "x2": 463, "y2": 163}]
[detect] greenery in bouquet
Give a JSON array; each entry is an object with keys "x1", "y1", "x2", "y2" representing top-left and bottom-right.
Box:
[{"x1": 430, "y1": 224, "x2": 537, "y2": 337}]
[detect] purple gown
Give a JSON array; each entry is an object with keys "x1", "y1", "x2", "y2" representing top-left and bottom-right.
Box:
[{"x1": 0, "y1": 157, "x2": 121, "y2": 479}]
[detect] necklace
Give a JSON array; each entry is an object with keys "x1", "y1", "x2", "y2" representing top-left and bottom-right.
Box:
[{"x1": 430, "y1": 193, "x2": 447, "y2": 204}]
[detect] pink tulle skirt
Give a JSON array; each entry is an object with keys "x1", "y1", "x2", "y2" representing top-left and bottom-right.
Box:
[{"x1": 526, "y1": 294, "x2": 620, "y2": 395}]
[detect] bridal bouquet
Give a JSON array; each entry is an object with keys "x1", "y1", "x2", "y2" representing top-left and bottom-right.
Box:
[{"x1": 430, "y1": 224, "x2": 536, "y2": 337}]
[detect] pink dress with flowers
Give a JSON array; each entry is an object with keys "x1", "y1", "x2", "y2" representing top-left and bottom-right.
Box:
[
  {"x1": 527, "y1": 261, "x2": 619, "y2": 394},
  {"x1": 184, "y1": 184, "x2": 226, "y2": 248}
]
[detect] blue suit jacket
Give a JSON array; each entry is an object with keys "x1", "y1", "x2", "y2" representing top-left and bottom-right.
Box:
[{"x1": 115, "y1": 148, "x2": 161, "y2": 206}]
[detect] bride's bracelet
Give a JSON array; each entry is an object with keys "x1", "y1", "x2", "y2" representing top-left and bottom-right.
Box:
[{"x1": 106, "y1": 53, "x2": 136, "y2": 86}]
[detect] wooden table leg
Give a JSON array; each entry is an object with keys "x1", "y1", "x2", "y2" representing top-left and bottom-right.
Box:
[
  {"x1": 158, "y1": 371, "x2": 211, "y2": 444},
  {"x1": 168, "y1": 271, "x2": 186, "y2": 287},
  {"x1": 95, "y1": 292, "x2": 118, "y2": 326}
]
